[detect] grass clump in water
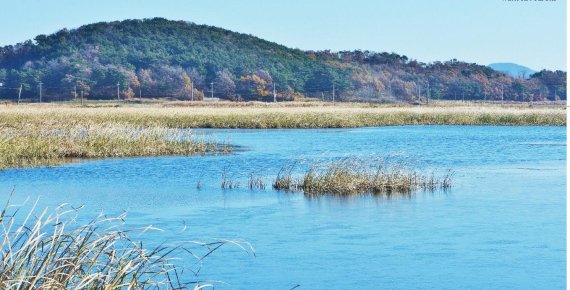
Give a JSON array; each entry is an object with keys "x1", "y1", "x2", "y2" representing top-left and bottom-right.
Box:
[
  {"x1": 273, "y1": 158, "x2": 453, "y2": 196},
  {"x1": 0, "y1": 196, "x2": 254, "y2": 289},
  {"x1": 248, "y1": 173, "x2": 266, "y2": 190},
  {"x1": 221, "y1": 168, "x2": 240, "y2": 189},
  {"x1": 272, "y1": 162, "x2": 304, "y2": 192}
]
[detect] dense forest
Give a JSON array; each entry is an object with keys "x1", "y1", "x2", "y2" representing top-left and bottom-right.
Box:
[{"x1": 0, "y1": 18, "x2": 566, "y2": 102}]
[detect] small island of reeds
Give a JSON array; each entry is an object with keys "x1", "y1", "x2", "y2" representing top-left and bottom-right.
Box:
[{"x1": 273, "y1": 158, "x2": 453, "y2": 197}]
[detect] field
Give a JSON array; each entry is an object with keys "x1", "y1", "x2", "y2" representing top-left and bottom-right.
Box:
[
  {"x1": 0, "y1": 101, "x2": 565, "y2": 170},
  {"x1": 0, "y1": 101, "x2": 566, "y2": 128}
]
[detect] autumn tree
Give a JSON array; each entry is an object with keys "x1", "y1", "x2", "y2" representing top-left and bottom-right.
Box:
[
  {"x1": 237, "y1": 69, "x2": 273, "y2": 101},
  {"x1": 214, "y1": 69, "x2": 236, "y2": 99},
  {"x1": 181, "y1": 73, "x2": 193, "y2": 99}
]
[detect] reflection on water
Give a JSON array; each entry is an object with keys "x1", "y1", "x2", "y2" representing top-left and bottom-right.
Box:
[{"x1": 0, "y1": 126, "x2": 565, "y2": 289}]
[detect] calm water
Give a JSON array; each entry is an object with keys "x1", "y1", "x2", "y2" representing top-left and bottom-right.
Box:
[{"x1": 0, "y1": 126, "x2": 565, "y2": 289}]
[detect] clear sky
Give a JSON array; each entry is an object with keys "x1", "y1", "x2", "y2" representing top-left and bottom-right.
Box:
[{"x1": 0, "y1": 0, "x2": 566, "y2": 70}]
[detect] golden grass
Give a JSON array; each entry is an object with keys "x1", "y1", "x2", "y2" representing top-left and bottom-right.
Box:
[
  {"x1": 273, "y1": 158, "x2": 453, "y2": 197},
  {"x1": 0, "y1": 196, "x2": 254, "y2": 289},
  {"x1": 0, "y1": 102, "x2": 563, "y2": 129},
  {"x1": 0, "y1": 102, "x2": 563, "y2": 169},
  {"x1": 0, "y1": 121, "x2": 228, "y2": 170}
]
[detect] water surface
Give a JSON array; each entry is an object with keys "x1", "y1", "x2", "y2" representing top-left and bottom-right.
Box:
[{"x1": 0, "y1": 126, "x2": 565, "y2": 289}]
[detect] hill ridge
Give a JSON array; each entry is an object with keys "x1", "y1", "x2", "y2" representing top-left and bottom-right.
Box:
[{"x1": 0, "y1": 18, "x2": 566, "y2": 102}]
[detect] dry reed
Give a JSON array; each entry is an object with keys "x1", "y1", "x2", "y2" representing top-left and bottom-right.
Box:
[
  {"x1": 0, "y1": 103, "x2": 563, "y2": 170},
  {"x1": 247, "y1": 173, "x2": 266, "y2": 190},
  {"x1": 273, "y1": 158, "x2": 453, "y2": 196},
  {"x1": 0, "y1": 195, "x2": 254, "y2": 289},
  {"x1": 220, "y1": 168, "x2": 240, "y2": 189},
  {"x1": 0, "y1": 122, "x2": 230, "y2": 170},
  {"x1": 0, "y1": 103, "x2": 564, "y2": 130}
]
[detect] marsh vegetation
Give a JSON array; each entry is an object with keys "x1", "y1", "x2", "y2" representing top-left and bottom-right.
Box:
[
  {"x1": 0, "y1": 197, "x2": 254, "y2": 289},
  {"x1": 217, "y1": 158, "x2": 453, "y2": 196},
  {"x1": 0, "y1": 102, "x2": 562, "y2": 170},
  {"x1": 1, "y1": 102, "x2": 565, "y2": 129},
  {"x1": 272, "y1": 158, "x2": 453, "y2": 196},
  {"x1": 0, "y1": 113, "x2": 230, "y2": 170}
]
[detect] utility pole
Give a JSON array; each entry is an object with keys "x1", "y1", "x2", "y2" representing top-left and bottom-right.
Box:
[
  {"x1": 210, "y1": 82, "x2": 214, "y2": 99},
  {"x1": 416, "y1": 85, "x2": 422, "y2": 101},
  {"x1": 139, "y1": 87, "x2": 142, "y2": 100},
  {"x1": 332, "y1": 83, "x2": 335, "y2": 104},
  {"x1": 273, "y1": 83, "x2": 276, "y2": 103},
  {"x1": 117, "y1": 82, "x2": 120, "y2": 101},
  {"x1": 191, "y1": 81, "x2": 194, "y2": 101},
  {"x1": 18, "y1": 84, "x2": 22, "y2": 105},
  {"x1": 417, "y1": 84, "x2": 421, "y2": 103},
  {"x1": 74, "y1": 85, "x2": 77, "y2": 101},
  {"x1": 39, "y1": 82, "x2": 42, "y2": 103},
  {"x1": 81, "y1": 90, "x2": 84, "y2": 105},
  {"x1": 501, "y1": 85, "x2": 504, "y2": 105},
  {"x1": 426, "y1": 82, "x2": 430, "y2": 105}
]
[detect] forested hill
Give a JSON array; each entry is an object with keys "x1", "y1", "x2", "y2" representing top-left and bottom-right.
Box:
[{"x1": 0, "y1": 18, "x2": 566, "y2": 102}]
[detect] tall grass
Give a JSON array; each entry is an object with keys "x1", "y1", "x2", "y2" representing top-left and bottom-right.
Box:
[
  {"x1": 0, "y1": 103, "x2": 564, "y2": 130},
  {"x1": 220, "y1": 168, "x2": 240, "y2": 189},
  {"x1": 0, "y1": 196, "x2": 254, "y2": 289},
  {"x1": 0, "y1": 122, "x2": 230, "y2": 170},
  {"x1": 0, "y1": 103, "x2": 563, "y2": 169},
  {"x1": 273, "y1": 158, "x2": 453, "y2": 196},
  {"x1": 247, "y1": 173, "x2": 266, "y2": 190},
  {"x1": 272, "y1": 162, "x2": 303, "y2": 192}
]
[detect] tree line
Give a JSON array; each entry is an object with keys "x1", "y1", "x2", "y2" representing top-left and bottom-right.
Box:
[{"x1": 0, "y1": 18, "x2": 565, "y2": 102}]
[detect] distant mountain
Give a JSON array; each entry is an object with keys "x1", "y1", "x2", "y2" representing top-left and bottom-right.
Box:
[
  {"x1": 0, "y1": 18, "x2": 565, "y2": 102},
  {"x1": 488, "y1": 63, "x2": 537, "y2": 79}
]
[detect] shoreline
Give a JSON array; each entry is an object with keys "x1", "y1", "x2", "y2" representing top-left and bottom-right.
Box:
[{"x1": 0, "y1": 102, "x2": 564, "y2": 170}]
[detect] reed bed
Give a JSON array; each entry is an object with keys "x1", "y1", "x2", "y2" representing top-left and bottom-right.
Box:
[
  {"x1": 0, "y1": 197, "x2": 254, "y2": 289},
  {"x1": 0, "y1": 103, "x2": 562, "y2": 169},
  {"x1": 272, "y1": 158, "x2": 453, "y2": 196},
  {"x1": 0, "y1": 122, "x2": 229, "y2": 170},
  {"x1": 0, "y1": 103, "x2": 564, "y2": 130}
]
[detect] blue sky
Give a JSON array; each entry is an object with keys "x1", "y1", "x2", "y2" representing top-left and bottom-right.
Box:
[{"x1": 0, "y1": 0, "x2": 566, "y2": 70}]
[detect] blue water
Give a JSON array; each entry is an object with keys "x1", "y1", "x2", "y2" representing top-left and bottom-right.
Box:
[{"x1": 0, "y1": 126, "x2": 565, "y2": 289}]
